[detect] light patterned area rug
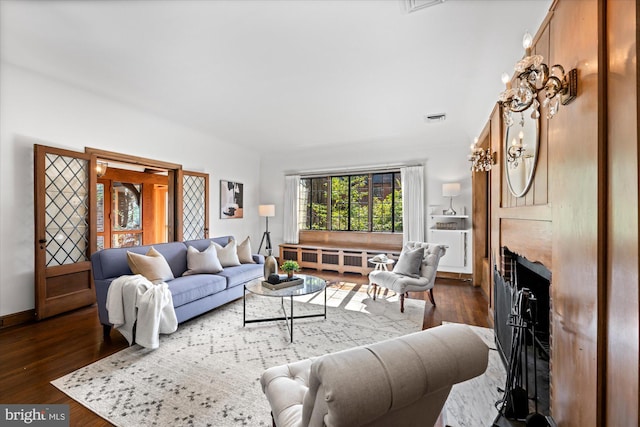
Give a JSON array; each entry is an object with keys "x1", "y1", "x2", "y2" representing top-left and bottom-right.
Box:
[
  {"x1": 442, "y1": 321, "x2": 507, "y2": 427},
  {"x1": 52, "y1": 283, "x2": 425, "y2": 427}
]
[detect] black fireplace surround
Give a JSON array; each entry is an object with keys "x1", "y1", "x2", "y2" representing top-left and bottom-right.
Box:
[{"x1": 494, "y1": 248, "x2": 552, "y2": 417}]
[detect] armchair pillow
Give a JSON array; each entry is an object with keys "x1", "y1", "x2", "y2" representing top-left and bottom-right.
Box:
[
  {"x1": 183, "y1": 242, "x2": 223, "y2": 276},
  {"x1": 126, "y1": 247, "x2": 175, "y2": 284},
  {"x1": 392, "y1": 245, "x2": 425, "y2": 278}
]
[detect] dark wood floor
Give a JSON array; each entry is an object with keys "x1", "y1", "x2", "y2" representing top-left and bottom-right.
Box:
[{"x1": 0, "y1": 271, "x2": 489, "y2": 426}]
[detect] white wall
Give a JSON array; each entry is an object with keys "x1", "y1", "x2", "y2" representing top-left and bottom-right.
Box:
[
  {"x1": 258, "y1": 137, "x2": 473, "y2": 273},
  {"x1": 0, "y1": 63, "x2": 262, "y2": 316}
]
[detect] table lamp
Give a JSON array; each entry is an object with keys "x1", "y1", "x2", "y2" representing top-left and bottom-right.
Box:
[{"x1": 442, "y1": 183, "x2": 460, "y2": 215}]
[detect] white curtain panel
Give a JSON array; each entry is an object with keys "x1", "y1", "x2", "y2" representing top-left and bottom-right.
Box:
[
  {"x1": 283, "y1": 175, "x2": 300, "y2": 244},
  {"x1": 401, "y1": 166, "x2": 425, "y2": 244}
]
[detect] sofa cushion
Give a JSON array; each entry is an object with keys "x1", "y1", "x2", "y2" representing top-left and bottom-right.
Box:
[
  {"x1": 217, "y1": 264, "x2": 264, "y2": 288},
  {"x1": 126, "y1": 247, "x2": 175, "y2": 284},
  {"x1": 183, "y1": 243, "x2": 223, "y2": 276},
  {"x1": 237, "y1": 236, "x2": 256, "y2": 264},
  {"x1": 168, "y1": 275, "x2": 227, "y2": 308},
  {"x1": 214, "y1": 240, "x2": 241, "y2": 267}
]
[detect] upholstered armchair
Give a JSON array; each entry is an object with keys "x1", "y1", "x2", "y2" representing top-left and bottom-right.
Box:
[
  {"x1": 369, "y1": 242, "x2": 446, "y2": 312},
  {"x1": 260, "y1": 323, "x2": 489, "y2": 427}
]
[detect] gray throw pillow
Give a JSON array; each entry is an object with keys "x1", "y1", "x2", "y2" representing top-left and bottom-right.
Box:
[
  {"x1": 393, "y1": 246, "x2": 425, "y2": 278},
  {"x1": 183, "y1": 242, "x2": 223, "y2": 276}
]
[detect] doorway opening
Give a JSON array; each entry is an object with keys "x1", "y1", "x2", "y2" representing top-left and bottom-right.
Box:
[{"x1": 96, "y1": 162, "x2": 169, "y2": 250}]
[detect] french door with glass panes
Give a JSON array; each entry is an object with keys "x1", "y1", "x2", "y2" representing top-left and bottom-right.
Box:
[{"x1": 34, "y1": 145, "x2": 97, "y2": 320}]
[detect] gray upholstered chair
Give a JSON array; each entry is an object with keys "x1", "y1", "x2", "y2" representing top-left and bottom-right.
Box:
[
  {"x1": 260, "y1": 323, "x2": 489, "y2": 427},
  {"x1": 369, "y1": 242, "x2": 446, "y2": 312}
]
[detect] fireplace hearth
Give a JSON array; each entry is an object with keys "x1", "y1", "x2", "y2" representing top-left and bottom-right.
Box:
[{"x1": 494, "y1": 248, "x2": 552, "y2": 421}]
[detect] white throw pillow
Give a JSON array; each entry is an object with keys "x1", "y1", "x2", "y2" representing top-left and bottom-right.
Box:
[
  {"x1": 126, "y1": 247, "x2": 175, "y2": 284},
  {"x1": 183, "y1": 242, "x2": 223, "y2": 276},
  {"x1": 237, "y1": 236, "x2": 256, "y2": 264},
  {"x1": 213, "y1": 240, "x2": 241, "y2": 267},
  {"x1": 392, "y1": 246, "x2": 425, "y2": 278}
]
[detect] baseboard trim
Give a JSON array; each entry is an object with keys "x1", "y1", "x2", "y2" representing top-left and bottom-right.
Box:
[
  {"x1": 436, "y1": 272, "x2": 473, "y2": 282},
  {"x1": 0, "y1": 309, "x2": 36, "y2": 329}
]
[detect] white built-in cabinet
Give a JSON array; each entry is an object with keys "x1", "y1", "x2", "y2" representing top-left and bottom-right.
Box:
[{"x1": 428, "y1": 213, "x2": 471, "y2": 272}]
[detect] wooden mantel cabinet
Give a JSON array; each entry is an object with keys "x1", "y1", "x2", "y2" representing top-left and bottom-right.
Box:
[{"x1": 472, "y1": 0, "x2": 640, "y2": 425}]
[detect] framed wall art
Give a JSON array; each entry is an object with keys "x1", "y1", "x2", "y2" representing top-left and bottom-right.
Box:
[{"x1": 220, "y1": 180, "x2": 243, "y2": 219}]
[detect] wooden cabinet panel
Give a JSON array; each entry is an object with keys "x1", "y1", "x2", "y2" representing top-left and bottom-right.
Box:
[
  {"x1": 605, "y1": 0, "x2": 639, "y2": 424},
  {"x1": 548, "y1": 0, "x2": 600, "y2": 425}
]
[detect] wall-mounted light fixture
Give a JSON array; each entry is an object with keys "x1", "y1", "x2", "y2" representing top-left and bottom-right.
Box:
[
  {"x1": 96, "y1": 161, "x2": 108, "y2": 178},
  {"x1": 469, "y1": 138, "x2": 496, "y2": 172},
  {"x1": 499, "y1": 31, "x2": 577, "y2": 126},
  {"x1": 507, "y1": 129, "x2": 525, "y2": 167}
]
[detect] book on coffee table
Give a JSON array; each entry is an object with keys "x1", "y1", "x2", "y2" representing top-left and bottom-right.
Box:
[{"x1": 262, "y1": 277, "x2": 304, "y2": 290}]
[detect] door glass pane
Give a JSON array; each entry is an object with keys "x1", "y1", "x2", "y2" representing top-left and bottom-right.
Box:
[
  {"x1": 96, "y1": 183, "x2": 104, "y2": 233},
  {"x1": 183, "y1": 175, "x2": 205, "y2": 240},
  {"x1": 44, "y1": 153, "x2": 89, "y2": 266},
  {"x1": 112, "y1": 233, "x2": 142, "y2": 248},
  {"x1": 112, "y1": 182, "x2": 141, "y2": 231}
]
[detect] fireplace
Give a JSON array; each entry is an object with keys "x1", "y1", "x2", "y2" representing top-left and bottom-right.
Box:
[{"x1": 494, "y1": 247, "x2": 552, "y2": 417}]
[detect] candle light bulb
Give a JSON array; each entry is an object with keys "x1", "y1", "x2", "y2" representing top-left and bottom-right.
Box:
[
  {"x1": 511, "y1": 138, "x2": 517, "y2": 147},
  {"x1": 522, "y1": 32, "x2": 533, "y2": 49},
  {"x1": 518, "y1": 130, "x2": 524, "y2": 141},
  {"x1": 522, "y1": 31, "x2": 533, "y2": 56},
  {"x1": 501, "y1": 73, "x2": 510, "y2": 85}
]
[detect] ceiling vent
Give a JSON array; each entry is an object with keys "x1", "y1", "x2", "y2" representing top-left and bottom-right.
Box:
[
  {"x1": 405, "y1": 0, "x2": 446, "y2": 13},
  {"x1": 424, "y1": 113, "x2": 446, "y2": 123}
]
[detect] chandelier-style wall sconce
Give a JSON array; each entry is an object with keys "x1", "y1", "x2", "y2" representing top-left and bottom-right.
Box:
[
  {"x1": 469, "y1": 138, "x2": 496, "y2": 172},
  {"x1": 506, "y1": 129, "x2": 525, "y2": 167},
  {"x1": 499, "y1": 32, "x2": 577, "y2": 126},
  {"x1": 506, "y1": 112, "x2": 526, "y2": 168}
]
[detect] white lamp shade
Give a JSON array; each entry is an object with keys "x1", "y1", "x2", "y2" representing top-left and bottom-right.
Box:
[
  {"x1": 442, "y1": 183, "x2": 461, "y2": 197},
  {"x1": 258, "y1": 204, "x2": 275, "y2": 217}
]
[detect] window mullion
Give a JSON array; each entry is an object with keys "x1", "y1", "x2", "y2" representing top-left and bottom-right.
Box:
[
  {"x1": 327, "y1": 177, "x2": 332, "y2": 231},
  {"x1": 347, "y1": 176, "x2": 351, "y2": 231},
  {"x1": 368, "y1": 174, "x2": 373, "y2": 232},
  {"x1": 391, "y1": 174, "x2": 396, "y2": 233}
]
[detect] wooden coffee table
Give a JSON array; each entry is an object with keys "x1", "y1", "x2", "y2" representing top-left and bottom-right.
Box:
[{"x1": 243, "y1": 274, "x2": 327, "y2": 342}]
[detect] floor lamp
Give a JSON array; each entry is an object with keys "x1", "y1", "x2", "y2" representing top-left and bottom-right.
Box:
[{"x1": 258, "y1": 204, "x2": 275, "y2": 254}]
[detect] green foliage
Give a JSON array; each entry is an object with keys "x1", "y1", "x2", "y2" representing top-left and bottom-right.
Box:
[
  {"x1": 280, "y1": 260, "x2": 300, "y2": 272},
  {"x1": 300, "y1": 173, "x2": 403, "y2": 232}
]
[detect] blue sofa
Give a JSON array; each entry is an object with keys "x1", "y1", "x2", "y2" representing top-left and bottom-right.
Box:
[{"x1": 91, "y1": 236, "x2": 264, "y2": 338}]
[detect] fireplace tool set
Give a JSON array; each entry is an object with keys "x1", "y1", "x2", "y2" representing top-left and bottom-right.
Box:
[{"x1": 493, "y1": 288, "x2": 552, "y2": 427}]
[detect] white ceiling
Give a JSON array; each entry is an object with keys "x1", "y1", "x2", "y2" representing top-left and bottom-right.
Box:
[{"x1": 0, "y1": 0, "x2": 551, "y2": 154}]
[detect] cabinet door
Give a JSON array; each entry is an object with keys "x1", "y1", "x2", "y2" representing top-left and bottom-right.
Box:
[{"x1": 429, "y1": 230, "x2": 466, "y2": 268}]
